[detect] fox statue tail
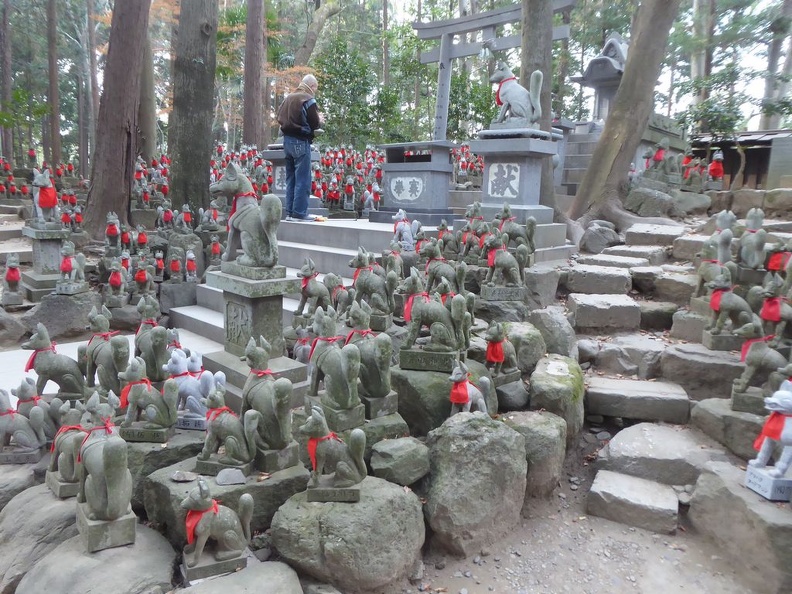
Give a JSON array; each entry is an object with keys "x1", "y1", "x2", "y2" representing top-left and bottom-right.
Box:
[{"x1": 529, "y1": 70, "x2": 543, "y2": 123}]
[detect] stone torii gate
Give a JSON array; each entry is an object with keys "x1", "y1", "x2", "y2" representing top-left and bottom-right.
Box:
[{"x1": 414, "y1": 0, "x2": 576, "y2": 141}]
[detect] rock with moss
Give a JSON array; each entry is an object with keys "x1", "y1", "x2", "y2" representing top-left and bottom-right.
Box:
[
  {"x1": 527, "y1": 307, "x2": 578, "y2": 359},
  {"x1": 393, "y1": 360, "x2": 496, "y2": 436},
  {"x1": 371, "y1": 437, "x2": 430, "y2": 486},
  {"x1": 422, "y1": 412, "x2": 527, "y2": 557},
  {"x1": 503, "y1": 411, "x2": 567, "y2": 502},
  {"x1": 529, "y1": 354, "x2": 584, "y2": 448}
]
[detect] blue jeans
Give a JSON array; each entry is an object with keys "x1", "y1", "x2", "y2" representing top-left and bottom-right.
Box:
[{"x1": 283, "y1": 135, "x2": 311, "y2": 218}]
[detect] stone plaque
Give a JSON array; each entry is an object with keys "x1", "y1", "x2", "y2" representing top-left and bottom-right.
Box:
[
  {"x1": 480, "y1": 284, "x2": 526, "y2": 301},
  {"x1": 487, "y1": 162, "x2": 520, "y2": 199},
  {"x1": 176, "y1": 416, "x2": 206, "y2": 431},
  {"x1": 744, "y1": 465, "x2": 792, "y2": 501},
  {"x1": 362, "y1": 391, "x2": 399, "y2": 419},
  {"x1": 254, "y1": 441, "x2": 300, "y2": 473},
  {"x1": 306, "y1": 486, "x2": 361, "y2": 503},
  {"x1": 76, "y1": 502, "x2": 136, "y2": 553},
  {"x1": 181, "y1": 550, "x2": 247, "y2": 583},
  {"x1": 0, "y1": 447, "x2": 43, "y2": 464},
  {"x1": 390, "y1": 175, "x2": 426, "y2": 203},
  {"x1": 226, "y1": 301, "x2": 251, "y2": 347},
  {"x1": 119, "y1": 425, "x2": 175, "y2": 444},
  {"x1": 399, "y1": 348, "x2": 459, "y2": 373},
  {"x1": 274, "y1": 166, "x2": 287, "y2": 192}
]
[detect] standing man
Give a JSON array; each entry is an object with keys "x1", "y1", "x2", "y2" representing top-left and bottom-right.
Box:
[{"x1": 277, "y1": 74, "x2": 322, "y2": 222}]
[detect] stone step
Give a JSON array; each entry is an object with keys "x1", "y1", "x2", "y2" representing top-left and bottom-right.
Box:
[
  {"x1": 585, "y1": 377, "x2": 690, "y2": 424},
  {"x1": 168, "y1": 305, "x2": 225, "y2": 344},
  {"x1": 669, "y1": 310, "x2": 707, "y2": 342},
  {"x1": 0, "y1": 204, "x2": 23, "y2": 216},
  {"x1": 601, "y1": 245, "x2": 668, "y2": 265},
  {"x1": 624, "y1": 223, "x2": 685, "y2": 247},
  {"x1": 689, "y1": 398, "x2": 765, "y2": 461},
  {"x1": 535, "y1": 244, "x2": 575, "y2": 263},
  {"x1": 0, "y1": 240, "x2": 32, "y2": 264},
  {"x1": 587, "y1": 470, "x2": 679, "y2": 534},
  {"x1": 672, "y1": 234, "x2": 709, "y2": 261},
  {"x1": 278, "y1": 241, "x2": 359, "y2": 278},
  {"x1": 562, "y1": 167, "x2": 586, "y2": 184},
  {"x1": 585, "y1": 333, "x2": 667, "y2": 379},
  {"x1": 277, "y1": 219, "x2": 397, "y2": 253},
  {"x1": 660, "y1": 343, "x2": 742, "y2": 402},
  {"x1": 630, "y1": 267, "x2": 697, "y2": 305},
  {"x1": 596, "y1": 422, "x2": 727, "y2": 486},
  {"x1": 566, "y1": 264, "x2": 631, "y2": 294},
  {"x1": 563, "y1": 154, "x2": 593, "y2": 169},
  {"x1": 575, "y1": 254, "x2": 650, "y2": 269},
  {"x1": 0, "y1": 224, "x2": 23, "y2": 242},
  {"x1": 567, "y1": 293, "x2": 640, "y2": 332},
  {"x1": 196, "y1": 284, "x2": 223, "y2": 312}
]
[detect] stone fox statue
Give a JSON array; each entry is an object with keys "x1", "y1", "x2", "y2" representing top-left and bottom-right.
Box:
[
  {"x1": 209, "y1": 162, "x2": 280, "y2": 268},
  {"x1": 749, "y1": 384, "x2": 792, "y2": 478},
  {"x1": 489, "y1": 62, "x2": 542, "y2": 126},
  {"x1": 300, "y1": 406, "x2": 366, "y2": 488}
]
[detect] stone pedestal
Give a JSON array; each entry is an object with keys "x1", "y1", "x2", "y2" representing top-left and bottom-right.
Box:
[
  {"x1": 175, "y1": 414, "x2": 206, "y2": 431},
  {"x1": 702, "y1": 329, "x2": 744, "y2": 351},
  {"x1": 734, "y1": 265, "x2": 767, "y2": 286},
  {"x1": 369, "y1": 141, "x2": 456, "y2": 226},
  {"x1": 194, "y1": 456, "x2": 253, "y2": 477},
  {"x1": 76, "y1": 502, "x2": 136, "y2": 552},
  {"x1": 689, "y1": 296, "x2": 712, "y2": 317},
  {"x1": 362, "y1": 390, "x2": 399, "y2": 419},
  {"x1": 0, "y1": 446, "x2": 43, "y2": 464},
  {"x1": 180, "y1": 550, "x2": 247, "y2": 584},
  {"x1": 469, "y1": 135, "x2": 556, "y2": 225},
  {"x1": 305, "y1": 394, "x2": 365, "y2": 432},
  {"x1": 20, "y1": 225, "x2": 70, "y2": 302},
  {"x1": 490, "y1": 369, "x2": 521, "y2": 388},
  {"x1": 1, "y1": 291, "x2": 23, "y2": 307},
  {"x1": 369, "y1": 312, "x2": 392, "y2": 332},
  {"x1": 119, "y1": 424, "x2": 175, "y2": 443},
  {"x1": 254, "y1": 440, "x2": 300, "y2": 473},
  {"x1": 104, "y1": 293, "x2": 129, "y2": 309},
  {"x1": 45, "y1": 469, "x2": 79, "y2": 498},
  {"x1": 54, "y1": 280, "x2": 89, "y2": 295},
  {"x1": 399, "y1": 347, "x2": 459, "y2": 373},
  {"x1": 730, "y1": 384, "x2": 766, "y2": 415},
  {"x1": 261, "y1": 145, "x2": 320, "y2": 203},
  {"x1": 744, "y1": 465, "x2": 792, "y2": 501},
  {"x1": 306, "y1": 477, "x2": 361, "y2": 503}
]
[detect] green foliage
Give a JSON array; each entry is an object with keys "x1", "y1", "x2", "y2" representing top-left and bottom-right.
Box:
[{"x1": 447, "y1": 72, "x2": 497, "y2": 140}]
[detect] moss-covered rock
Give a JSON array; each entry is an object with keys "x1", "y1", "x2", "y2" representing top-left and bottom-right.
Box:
[{"x1": 529, "y1": 354, "x2": 584, "y2": 448}]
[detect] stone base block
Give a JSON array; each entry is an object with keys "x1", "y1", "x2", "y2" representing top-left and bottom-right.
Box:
[
  {"x1": 76, "y1": 502, "x2": 136, "y2": 553},
  {"x1": 670, "y1": 310, "x2": 707, "y2": 342},
  {"x1": 566, "y1": 264, "x2": 631, "y2": 294},
  {"x1": 734, "y1": 265, "x2": 766, "y2": 286},
  {"x1": 587, "y1": 470, "x2": 678, "y2": 534},
  {"x1": 625, "y1": 223, "x2": 685, "y2": 247},
  {"x1": 159, "y1": 281, "x2": 197, "y2": 314},
  {"x1": 254, "y1": 441, "x2": 300, "y2": 473},
  {"x1": 194, "y1": 456, "x2": 253, "y2": 477},
  {"x1": 730, "y1": 385, "x2": 766, "y2": 415},
  {"x1": 369, "y1": 313, "x2": 392, "y2": 332},
  {"x1": 1, "y1": 292, "x2": 23, "y2": 306},
  {"x1": 180, "y1": 550, "x2": 247, "y2": 583},
  {"x1": 119, "y1": 424, "x2": 175, "y2": 443},
  {"x1": 490, "y1": 369, "x2": 521, "y2": 388},
  {"x1": 689, "y1": 296, "x2": 712, "y2": 316},
  {"x1": 702, "y1": 330, "x2": 743, "y2": 352},
  {"x1": 219, "y1": 262, "x2": 286, "y2": 280},
  {"x1": 745, "y1": 465, "x2": 792, "y2": 501},
  {"x1": 568, "y1": 293, "x2": 640, "y2": 332},
  {"x1": 306, "y1": 483, "x2": 361, "y2": 503},
  {"x1": 306, "y1": 394, "x2": 365, "y2": 432},
  {"x1": 45, "y1": 469, "x2": 79, "y2": 498},
  {"x1": 362, "y1": 391, "x2": 399, "y2": 419},
  {"x1": 399, "y1": 348, "x2": 459, "y2": 373},
  {"x1": 0, "y1": 447, "x2": 43, "y2": 464},
  {"x1": 104, "y1": 294, "x2": 129, "y2": 308},
  {"x1": 176, "y1": 415, "x2": 206, "y2": 431},
  {"x1": 393, "y1": 293, "x2": 406, "y2": 318},
  {"x1": 54, "y1": 281, "x2": 89, "y2": 295},
  {"x1": 586, "y1": 377, "x2": 690, "y2": 424},
  {"x1": 479, "y1": 284, "x2": 526, "y2": 301}
]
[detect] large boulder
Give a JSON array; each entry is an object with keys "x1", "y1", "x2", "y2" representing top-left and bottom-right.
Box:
[
  {"x1": 503, "y1": 411, "x2": 566, "y2": 501},
  {"x1": 16, "y1": 525, "x2": 174, "y2": 594},
  {"x1": 370, "y1": 437, "x2": 430, "y2": 486},
  {"x1": 474, "y1": 299, "x2": 530, "y2": 324},
  {"x1": 579, "y1": 222, "x2": 621, "y2": 254},
  {"x1": 0, "y1": 484, "x2": 78, "y2": 594},
  {"x1": 524, "y1": 265, "x2": 561, "y2": 309},
  {"x1": 690, "y1": 398, "x2": 765, "y2": 460},
  {"x1": 689, "y1": 462, "x2": 792, "y2": 594},
  {"x1": 763, "y1": 187, "x2": 792, "y2": 218},
  {"x1": 527, "y1": 306, "x2": 578, "y2": 359},
  {"x1": 0, "y1": 464, "x2": 38, "y2": 513},
  {"x1": 624, "y1": 187, "x2": 681, "y2": 218},
  {"x1": 505, "y1": 321, "x2": 546, "y2": 375},
  {"x1": 393, "y1": 359, "x2": 496, "y2": 436},
  {"x1": 21, "y1": 291, "x2": 100, "y2": 341},
  {"x1": 271, "y1": 476, "x2": 424, "y2": 594},
  {"x1": 423, "y1": 412, "x2": 526, "y2": 556},
  {"x1": 670, "y1": 189, "x2": 711, "y2": 215},
  {"x1": 529, "y1": 354, "x2": 584, "y2": 448},
  {"x1": 185, "y1": 561, "x2": 303, "y2": 594},
  {"x1": 0, "y1": 308, "x2": 26, "y2": 347}
]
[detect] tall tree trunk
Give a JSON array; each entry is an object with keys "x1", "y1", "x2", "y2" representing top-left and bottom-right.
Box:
[
  {"x1": 41, "y1": 116, "x2": 50, "y2": 166},
  {"x1": 767, "y1": 35, "x2": 792, "y2": 130},
  {"x1": 521, "y1": 0, "x2": 555, "y2": 210},
  {"x1": 47, "y1": 0, "x2": 61, "y2": 164},
  {"x1": 262, "y1": 0, "x2": 271, "y2": 147},
  {"x1": 83, "y1": 0, "x2": 152, "y2": 238},
  {"x1": 566, "y1": 0, "x2": 682, "y2": 232},
  {"x1": 87, "y1": 0, "x2": 100, "y2": 144},
  {"x1": 413, "y1": 0, "x2": 422, "y2": 135},
  {"x1": 555, "y1": 9, "x2": 571, "y2": 117},
  {"x1": 78, "y1": 71, "x2": 88, "y2": 177},
  {"x1": 382, "y1": 0, "x2": 390, "y2": 86},
  {"x1": 759, "y1": 0, "x2": 792, "y2": 130},
  {"x1": 0, "y1": 0, "x2": 10, "y2": 163},
  {"x1": 170, "y1": 0, "x2": 217, "y2": 213},
  {"x1": 293, "y1": 1, "x2": 342, "y2": 66},
  {"x1": 139, "y1": 33, "x2": 157, "y2": 162},
  {"x1": 243, "y1": 0, "x2": 264, "y2": 147}
]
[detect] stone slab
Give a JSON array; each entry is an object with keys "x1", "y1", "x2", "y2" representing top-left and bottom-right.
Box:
[
  {"x1": 672, "y1": 235, "x2": 710, "y2": 261},
  {"x1": 479, "y1": 285, "x2": 527, "y2": 301},
  {"x1": 362, "y1": 391, "x2": 399, "y2": 419},
  {"x1": 491, "y1": 368, "x2": 521, "y2": 388},
  {"x1": 690, "y1": 398, "x2": 765, "y2": 460},
  {"x1": 639, "y1": 301, "x2": 677, "y2": 331},
  {"x1": 369, "y1": 312, "x2": 392, "y2": 332},
  {"x1": 745, "y1": 465, "x2": 792, "y2": 501},
  {"x1": 54, "y1": 282, "x2": 89, "y2": 296},
  {"x1": 730, "y1": 386, "x2": 766, "y2": 416},
  {"x1": 76, "y1": 502, "x2": 136, "y2": 553},
  {"x1": 566, "y1": 264, "x2": 631, "y2": 294},
  {"x1": 602, "y1": 245, "x2": 668, "y2": 265},
  {"x1": 175, "y1": 415, "x2": 206, "y2": 431},
  {"x1": 181, "y1": 550, "x2": 247, "y2": 583},
  {"x1": 660, "y1": 343, "x2": 743, "y2": 401},
  {"x1": 398, "y1": 348, "x2": 459, "y2": 373},
  {"x1": 194, "y1": 456, "x2": 253, "y2": 477},
  {"x1": 701, "y1": 330, "x2": 743, "y2": 352},
  {"x1": 689, "y1": 296, "x2": 711, "y2": 316},
  {"x1": 670, "y1": 310, "x2": 707, "y2": 342},
  {"x1": 307, "y1": 395, "x2": 365, "y2": 432},
  {"x1": 203, "y1": 352, "x2": 307, "y2": 402},
  {"x1": 653, "y1": 273, "x2": 697, "y2": 305},
  {"x1": 255, "y1": 441, "x2": 300, "y2": 473},
  {"x1": 576, "y1": 254, "x2": 651, "y2": 268},
  {"x1": 219, "y1": 262, "x2": 287, "y2": 280},
  {"x1": 596, "y1": 422, "x2": 726, "y2": 485},
  {"x1": 567, "y1": 293, "x2": 640, "y2": 331},
  {"x1": 585, "y1": 377, "x2": 690, "y2": 424},
  {"x1": 306, "y1": 486, "x2": 361, "y2": 503},
  {"x1": 119, "y1": 425, "x2": 175, "y2": 443},
  {"x1": 734, "y1": 265, "x2": 766, "y2": 286},
  {"x1": 588, "y1": 470, "x2": 678, "y2": 534},
  {"x1": 625, "y1": 223, "x2": 685, "y2": 247},
  {"x1": 45, "y1": 469, "x2": 79, "y2": 498},
  {"x1": 0, "y1": 447, "x2": 43, "y2": 465}
]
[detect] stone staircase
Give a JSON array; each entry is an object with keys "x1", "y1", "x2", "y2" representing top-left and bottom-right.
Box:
[
  {"x1": 0, "y1": 207, "x2": 30, "y2": 264},
  {"x1": 561, "y1": 132, "x2": 600, "y2": 196}
]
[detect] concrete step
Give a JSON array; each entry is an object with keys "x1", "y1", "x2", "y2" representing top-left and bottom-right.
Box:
[
  {"x1": 566, "y1": 264, "x2": 631, "y2": 294},
  {"x1": 576, "y1": 254, "x2": 650, "y2": 269},
  {"x1": 625, "y1": 223, "x2": 685, "y2": 247},
  {"x1": 278, "y1": 241, "x2": 359, "y2": 277},
  {"x1": 0, "y1": 239, "x2": 32, "y2": 264},
  {"x1": 535, "y1": 244, "x2": 575, "y2": 264},
  {"x1": 601, "y1": 245, "x2": 668, "y2": 265},
  {"x1": 568, "y1": 293, "x2": 640, "y2": 332},
  {"x1": 596, "y1": 422, "x2": 727, "y2": 486},
  {"x1": 587, "y1": 470, "x2": 678, "y2": 534},
  {"x1": 585, "y1": 377, "x2": 690, "y2": 424},
  {"x1": 277, "y1": 219, "x2": 399, "y2": 253},
  {"x1": 196, "y1": 284, "x2": 223, "y2": 312},
  {"x1": 169, "y1": 305, "x2": 225, "y2": 344}
]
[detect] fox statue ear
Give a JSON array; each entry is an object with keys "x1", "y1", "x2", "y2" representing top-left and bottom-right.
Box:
[
  {"x1": 225, "y1": 162, "x2": 238, "y2": 180},
  {"x1": 198, "y1": 479, "x2": 210, "y2": 500}
]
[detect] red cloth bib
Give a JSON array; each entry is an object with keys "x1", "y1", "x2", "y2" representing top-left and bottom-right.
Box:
[
  {"x1": 486, "y1": 340, "x2": 505, "y2": 363},
  {"x1": 5, "y1": 267, "x2": 20, "y2": 282},
  {"x1": 450, "y1": 379, "x2": 470, "y2": 404},
  {"x1": 185, "y1": 500, "x2": 219, "y2": 544},
  {"x1": 106, "y1": 223, "x2": 119, "y2": 236},
  {"x1": 60, "y1": 257, "x2": 73, "y2": 273},
  {"x1": 753, "y1": 412, "x2": 789, "y2": 450},
  {"x1": 206, "y1": 406, "x2": 236, "y2": 422},
  {"x1": 134, "y1": 270, "x2": 148, "y2": 283},
  {"x1": 495, "y1": 76, "x2": 516, "y2": 106},
  {"x1": 709, "y1": 289, "x2": 728, "y2": 311},
  {"x1": 404, "y1": 292, "x2": 430, "y2": 323},
  {"x1": 38, "y1": 186, "x2": 57, "y2": 208},
  {"x1": 767, "y1": 252, "x2": 792, "y2": 271},
  {"x1": 740, "y1": 335, "x2": 774, "y2": 362},
  {"x1": 761, "y1": 297, "x2": 782, "y2": 322},
  {"x1": 307, "y1": 433, "x2": 341, "y2": 471},
  {"x1": 211, "y1": 242, "x2": 221, "y2": 255},
  {"x1": 109, "y1": 271, "x2": 123, "y2": 288},
  {"x1": 119, "y1": 378, "x2": 152, "y2": 408}
]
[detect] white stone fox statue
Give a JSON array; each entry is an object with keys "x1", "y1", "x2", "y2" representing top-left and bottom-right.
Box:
[
  {"x1": 749, "y1": 383, "x2": 792, "y2": 478},
  {"x1": 489, "y1": 62, "x2": 542, "y2": 126}
]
